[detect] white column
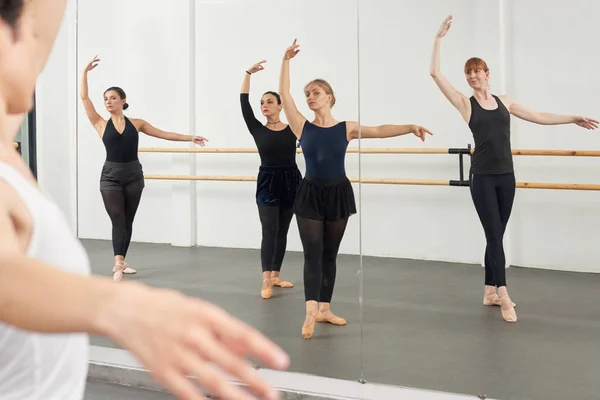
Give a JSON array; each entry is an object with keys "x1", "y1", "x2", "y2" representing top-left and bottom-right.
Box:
[{"x1": 170, "y1": 0, "x2": 197, "y2": 247}]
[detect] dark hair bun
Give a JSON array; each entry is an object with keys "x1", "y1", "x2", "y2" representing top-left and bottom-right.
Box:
[{"x1": 123, "y1": 103, "x2": 129, "y2": 110}]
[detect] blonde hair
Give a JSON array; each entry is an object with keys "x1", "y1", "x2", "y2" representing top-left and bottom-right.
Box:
[{"x1": 304, "y1": 79, "x2": 336, "y2": 108}]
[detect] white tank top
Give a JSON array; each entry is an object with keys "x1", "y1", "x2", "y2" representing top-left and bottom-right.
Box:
[{"x1": 0, "y1": 161, "x2": 90, "y2": 400}]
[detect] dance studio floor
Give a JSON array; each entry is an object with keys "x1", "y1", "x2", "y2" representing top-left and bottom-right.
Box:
[{"x1": 83, "y1": 239, "x2": 600, "y2": 400}]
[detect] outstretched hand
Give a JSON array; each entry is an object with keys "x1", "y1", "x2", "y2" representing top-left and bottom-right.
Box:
[
  {"x1": 102, "y1": 283, "x2": 290, "y2": 400},
  {"x1": 247, "y1": 60, "x2": 266, "y2": 74},
  {"x1": 85, "y1": 55, "x2": 100, "y2": 72},
  {"x1": 283, "y1": 39, "x2": 300, "y2": 60},
  {"x1": 192, "y1": 136, "x2": 208, "y2": 146},
  {"x1": 412, "y1": 125, "x2": 433, "y2": 141},
  {"x1": 574, "y1": 116, "x2": 599, "y2": 130},
  {"x1": 436, "y1": 16, "x2": 453, "y2": 38}
]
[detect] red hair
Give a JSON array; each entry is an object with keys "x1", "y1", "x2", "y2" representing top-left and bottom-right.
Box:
[{"x1": 464, "y1": 57, "x2": 489, "y2": 74}]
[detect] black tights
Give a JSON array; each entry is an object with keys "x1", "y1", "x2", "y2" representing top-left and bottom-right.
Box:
[
  {"x1": 297, "y1": 216, "x2": 348, "y2": 303},
  {"x1": 470, "y1": 173, "x2": 516, "y2": 288},
  {"x1": 257, "y1": 205, "x2": 295, "y2": 272},
  {"x1": 101, "y1": 186, "x2": 143, "y2": 257}
]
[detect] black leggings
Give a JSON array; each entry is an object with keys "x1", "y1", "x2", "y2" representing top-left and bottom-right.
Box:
[
  {"x1": 101, "y1": 186, "x2": 143, "y2": 257},
  {"x1": 257, "y1": 205, "x2": 295, "y2": 272},
  {"x1": 297, "y1": 216, "x2": 348, "y2": 303},
  {"x1": 469, "y1": 173, "x2": 516, "y2": 288}
]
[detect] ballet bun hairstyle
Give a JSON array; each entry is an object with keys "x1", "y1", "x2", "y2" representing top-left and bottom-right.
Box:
[
  {"x1": 104, "y1": 86, "x2": 129, "y2": 110},
  {"x1": 305, "y1": 79, "x2": 336, "y2": 108},
  {"x1": 262, "y1": 91, "x2": 282, "y2": 105},
  {"x1": 464, "y1": 57, "x2": 489, "y2": 74},
  {"x1": 0, "y1": 0, "x2": 25, "y2": 35}
]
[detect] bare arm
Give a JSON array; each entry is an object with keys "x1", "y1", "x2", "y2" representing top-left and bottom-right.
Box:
[
  {"x1": 80, "y1": 60, "x2": 105, "y2": 135},
  {"x1": 0, "y1": 192, "x2": 289, "y2": 400},
  {"x1": 500, "y1": 96, "x2": 599, "y2": 129},
  {"x1": 346, "y1": 122, "x2": 432, "y2": 142},
  {"x1": 23, "y1": 0, "x2": 68, "y2": 75},
  {"x1": 135, "y1": 119, "x2": 200, "y2": 142},
  {"x1": 279, "y1": 40, "x2": 306, "y2": 139},
  {"x1": 430, "y1": 17, "x2": 470, "y2": 122}
]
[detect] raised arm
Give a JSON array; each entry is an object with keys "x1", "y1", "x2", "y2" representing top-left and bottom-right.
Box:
[
  {"x1": 279, "y1": 39, "x2": 307, "y2": 139},
  {"x1": 499, "y1": 96, "x2": 599, "y2": 130},
  {"x1": 240, "y1": 60, "x2": 266, "y2": 132},
  {"x1": 346, "y1": 122, "x2": 433, "y2": 142},
  {"x1": 133, "y1": 119, "x2": 208, "y2": 146},
  {"x1": 430, "y1": 16, "x2": 470, "y2": 122},
  {"x1": 80, "y1": 56, "x2": 105, "y2": 135},
  {"x1": 22, "y1": 0, "x2": 68, "y2": 75}
]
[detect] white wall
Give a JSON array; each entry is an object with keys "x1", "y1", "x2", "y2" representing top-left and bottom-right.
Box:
[
  {"x1": 357, "y1": 0, "x2": 600, "y2": 273},
  {"x1": 36, "y1": 0, "x2": 77, "y2": 232},
  {"x1": 36, "y1": 0, "x2": 600, "y2": 273},
  {"x1": 76, "y1": 0, "x2": 191, "y2": 245},
  {"x1": 192, "y1": 0, "x2": 360, "y2": 254}
]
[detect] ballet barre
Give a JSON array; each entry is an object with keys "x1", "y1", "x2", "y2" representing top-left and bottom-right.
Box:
[
  {"x1": 138, "y1": 147, "x2": 600, "y2": 157},
  {"x1": 143, "y1": 175, "x2": 600, "y2": 191}
]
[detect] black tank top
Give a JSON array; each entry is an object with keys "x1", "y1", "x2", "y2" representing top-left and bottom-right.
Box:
[
  {"x1": 240, "y1": 94, "x2": 297, "y2": 167},
  {"x1": 102, "y1": 117, "x2": 139, "y2": 163},
  {"x1": 468, "y1": 95, "x2": 513, "y2": 175}
]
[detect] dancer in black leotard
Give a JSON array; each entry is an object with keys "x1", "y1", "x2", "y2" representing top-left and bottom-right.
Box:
[
  {"x1": 279, "y1": 40, "x2": 433, "y2": 339},
  {"x1": 240, "y1": 60, "x2": 302, "y2": 299},
  {"x1": 431, "y1": 16, "x2": 598, "y2": 323},
  {"x1": 80, "y1": 56, "x2": 209, "y2": 281}
]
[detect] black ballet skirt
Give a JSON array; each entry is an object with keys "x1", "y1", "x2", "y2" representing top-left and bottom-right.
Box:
[
  {"x1": 293, "y1": 175, "x2": 356, "y2": 221},
  {"x1": 256, "y1": 165, "x2": 302, "y2": 208}
]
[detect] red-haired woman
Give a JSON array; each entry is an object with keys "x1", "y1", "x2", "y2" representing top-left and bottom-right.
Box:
[{"x1": 430, "y1": 16, "x2": 598, "y2": 323}]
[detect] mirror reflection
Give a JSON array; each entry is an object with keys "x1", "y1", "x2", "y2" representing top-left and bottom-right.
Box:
[
  {"x1": 78, "y1": 0, "x2": 362, "y2": 384},
  {"x1": 359, "y1": 1, "x2": 600, "y2": 400}
]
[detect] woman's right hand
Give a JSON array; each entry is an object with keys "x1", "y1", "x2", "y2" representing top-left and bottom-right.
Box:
[
  {"x1": 247, "y1": 60, "x2": 266, "y2": 74},
  {"x1": 84, "y1": 55, "x2": 100, "y2": 72},
  {"x1": 283, "y1": 39, "x2": 300, "y2": 60},
  {"x1": 436, "y1": 16, "x2": 453, "y2": 38},
  {"x1": 98, "y1": 282, "x2": 289, "y2": 400}
]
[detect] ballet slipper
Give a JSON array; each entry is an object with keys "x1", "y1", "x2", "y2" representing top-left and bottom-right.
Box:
[
  {"x1": 261, "y1": 279, "x2": 273, "y2": 299},
  {"x1": 113, "y1": 261, "x2": 137, "y2": 275},
  {"x1": 302, "y1": 310, "x2": 318, "y2": 339},
  {"x1": 483, "y1": 292, "x2": 516, "y2": 308},
  {"x1": 271, "y1": 277, "x2": 294, "y2": 288},
  {"x1": 316, "y1": 303, "x2": 347, "y2": 326},
  {"x1": 500, "y1": 295, "x2": 517, "y2": 323},
  {"x1": 112, "y1": 261, "x2": 125, "y2": 282}
]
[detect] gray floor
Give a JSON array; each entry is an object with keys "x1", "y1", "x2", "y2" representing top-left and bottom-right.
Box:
[{"x1": 84, "y1": 239, "x2": 600, "y2": 400}]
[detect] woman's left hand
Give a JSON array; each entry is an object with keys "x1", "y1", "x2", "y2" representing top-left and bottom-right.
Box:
[
  {"x1": 192, "y1": 136, "x2": 208, "y2": 146},
  {"x1": 411, "y1": 125, "x2": 433, "y2": 142},
  {"x1": 574, "y1": 116, "x2": 599, "y2": 130}
]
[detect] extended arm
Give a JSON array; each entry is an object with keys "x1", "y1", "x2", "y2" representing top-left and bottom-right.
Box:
[
  {"x1": 137, "y1": 120, "x2": 191, "y2": 141},
  {"x1": 502, "y1": 96, "x2": 599, "y2": 129},
  {"x1": 347, "y1": 122, "x2": 432, "y2": 142},
  {"x1": 279, "y1": 40, "x2": 306, "y2": 139},
  {"x1": 430, "y1": 17, "x2": 470, "y2": 121}
]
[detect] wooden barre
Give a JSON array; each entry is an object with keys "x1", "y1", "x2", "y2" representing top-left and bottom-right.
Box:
[
  {"x1": 138, "y1": 147, "x2": 600, "y2": 157},
  {"x1": 143, "y1": 175, "x2": 600, "y2": 190},
  {"x1": 138, "y1": 147, "x2": 449, "y2": 154}
]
